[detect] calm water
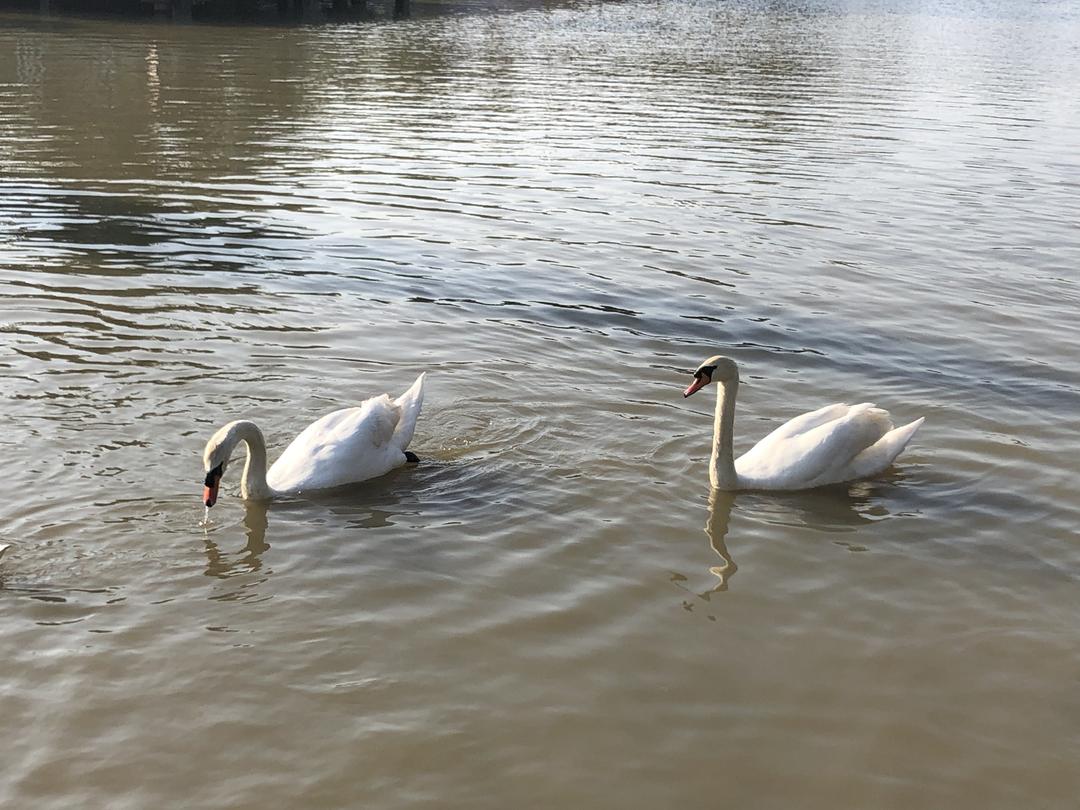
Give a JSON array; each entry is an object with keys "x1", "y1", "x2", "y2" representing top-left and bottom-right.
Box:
[{"x1": 2, "y1": 1, "x2": 1079, "y2": 807}]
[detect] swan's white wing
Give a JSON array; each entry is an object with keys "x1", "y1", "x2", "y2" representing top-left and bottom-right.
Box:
[
  {"x1": 267, "y1": 395, "x2": 405, "y2": 492},
  {"x1": 736, "y1": 404, "x2": 894, "y2": 490},
  {"x1": 737, "y1": 402, "x2": 854, "y2": 465},
  {"x1": 390, "y1": 373, "x2": 425, "y2": 451}
]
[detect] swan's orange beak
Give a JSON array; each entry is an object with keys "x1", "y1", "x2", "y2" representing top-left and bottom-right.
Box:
[
  {"x1": 683, "y1": 371, "x2": 710, "y2": 398},
  {"x1": 203, "y1": 464, "x2": 223, "y2": 508}
]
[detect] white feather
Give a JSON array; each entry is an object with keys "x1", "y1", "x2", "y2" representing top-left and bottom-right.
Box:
[
  {"x1": 737, "y1": 404, "x2": 919, "y2": 490},
  {"x1": 203, "y1": 373, "x2": 426, "y2": 502},
  {"x1": 686, "y1": 355, "x2": 923, "y2": 491}
]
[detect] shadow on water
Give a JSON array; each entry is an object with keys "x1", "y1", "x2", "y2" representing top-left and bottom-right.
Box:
[{"x1": 738, "y1": 482, "x2": 889, "y2": 536}]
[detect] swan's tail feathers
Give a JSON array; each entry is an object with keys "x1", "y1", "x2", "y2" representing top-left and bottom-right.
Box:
[
  {"x1": 392, "y1": 372, "x2": 426, "y2": 451},
  {"x1": 850, "y1": 403, "x2": 893, "y2": 429},
  {"x1": 850, "y1": 416, "x2": 925, "y2": 479}
]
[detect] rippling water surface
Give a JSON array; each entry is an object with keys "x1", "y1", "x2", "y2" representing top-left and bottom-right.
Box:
[{"x1": 2, "y1": 1, "x2": 1079, "y2": 807}]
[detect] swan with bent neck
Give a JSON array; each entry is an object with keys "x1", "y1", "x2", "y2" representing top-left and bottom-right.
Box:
[
  {"x1": 202, "y1": 373, "x2": 425, "y2": 507},
  {"x1": 683, "y1": 356, "x2": 923, "y2": 491}
]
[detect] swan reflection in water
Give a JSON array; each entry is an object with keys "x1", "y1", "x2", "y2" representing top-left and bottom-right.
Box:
[
  {"x1": 199, "y1": 465, "x2": 434, "y2": 583},
  {"x1": 202, "y1": 499, "x2": 272, "y2": 580},
  {"x1": 704, "y1": 490, "x2": 738, "y2": 591},
  {"x1": 690, "y1": 482, "x2": 897, "y2": 598}
]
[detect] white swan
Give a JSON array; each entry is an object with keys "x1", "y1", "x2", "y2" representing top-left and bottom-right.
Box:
[
  {"x1": 683, "y1": 355, "x2": 923, "y2": 491},
  {"x1": 202, "y1": 373, "x2": 425, "y2": 507}
]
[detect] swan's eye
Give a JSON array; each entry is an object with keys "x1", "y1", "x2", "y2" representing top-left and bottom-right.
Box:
[
  {"x1": 204, "y1": 462, "x2": 224, "y2": 487},
  {"x1": 696, "y1": 366, "x2": 715, "y2": 380}
]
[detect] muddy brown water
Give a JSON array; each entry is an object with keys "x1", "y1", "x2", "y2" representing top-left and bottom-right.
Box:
[{"x1": 2, "y1": 1, "x2": 1079, "y2": 807}]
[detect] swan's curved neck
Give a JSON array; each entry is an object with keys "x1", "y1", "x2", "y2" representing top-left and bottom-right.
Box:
[
  {"x1": 710, "y1": 378, "x2": 739, "y2": 490},
  {"x1": 224, "y1": 421, "x2": 274, "y2": 500}
]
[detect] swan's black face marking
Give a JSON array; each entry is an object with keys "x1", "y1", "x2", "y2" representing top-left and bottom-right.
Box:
[
  {"x1": 203, "y1": 462, "x2": 224, "y2": 508},
  {"x1": 203, "y1": 462, "x2": 224, "y2": 488},
  {"x1": 683, "y1": 367, "x2": 714, "y2": 398}
]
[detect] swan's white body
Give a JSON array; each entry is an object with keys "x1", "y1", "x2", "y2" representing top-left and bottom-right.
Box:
[
  {"x1": 685, "y1": 356, "x2": 923, "y2": 491},
  {"x1": 203, "y1": 373, "x2": 425, "y2": 504}
]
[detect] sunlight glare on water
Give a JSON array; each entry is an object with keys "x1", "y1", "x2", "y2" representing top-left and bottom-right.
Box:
[{"x1": 1, "y1": 0, "x2": 1079, "y2": 808}]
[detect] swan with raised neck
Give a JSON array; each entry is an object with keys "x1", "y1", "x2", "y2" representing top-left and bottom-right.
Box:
[
  {"x1": 683, "y1": 355, "x2": 740, "y2": 490},
  {"x1": 683, "y1": 355, "x2": 923, "y2": 491}
]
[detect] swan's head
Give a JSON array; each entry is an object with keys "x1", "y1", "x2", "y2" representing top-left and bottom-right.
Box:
[
  {"x1": 202, "y1": 424, "x2": 235, "y2": 508},
  {"x1": 683, "y1": 355, "x2": 739, "y2": 398}
]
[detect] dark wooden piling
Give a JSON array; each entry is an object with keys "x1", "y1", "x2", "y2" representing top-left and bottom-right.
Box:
[{"x1": 57, "y1": 0, "x2": 402, "y2": 23}]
